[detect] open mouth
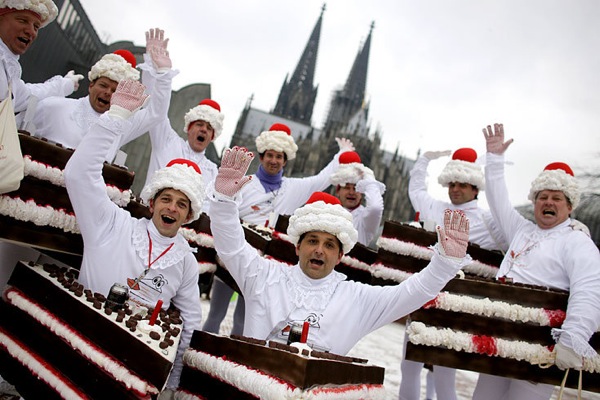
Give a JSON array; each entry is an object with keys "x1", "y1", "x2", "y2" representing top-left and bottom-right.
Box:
[
  {"x1": 542, "y1": 210, "x2": 556, "y2": 216},
  {"x1": 309, "y1": 259, "x2": 324, "y2": 266},
  {"x1": 98, "y1": 97, "x2": 109, "y2": 106},
  {"x1": 196, "y1": 135, "x2": 206, "y2": 143},
  {"x1": 161, "y1": 215, "x2": 176, "y2": 224},
  {"x1": 18, "y1": 37, "x2": 31, "y2": 46}
]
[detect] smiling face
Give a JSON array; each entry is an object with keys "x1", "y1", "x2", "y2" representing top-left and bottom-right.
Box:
[
  {"x1": 296, "y1": 231, "x2": 343, "y2": 280},
  {"x1": 88, "y1": 77, "x2": 118, "y2": 113},
  {"x1": 447, "y1": 182, "x2": 478, "y2": 205},
  {"x1": 187, "y1": 120, "x2": 214, "y2": 152},
  {"x1": 336, "y1": 184, "x2": 362, "y2": 210},
  {"x1": 259, "y1": 150, "x2": 287, "y2": 175},
  {"x1": 534, "y1": 190, "x2": 572, "y2": 229},
  {"x1": 0, "y1": 10, "x2": 42, "y2": 55},
  {"x1": 149, "y1": 189, "x2": 193, "y2": 237}
]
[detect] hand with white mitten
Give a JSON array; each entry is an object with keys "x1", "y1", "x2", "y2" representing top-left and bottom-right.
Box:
[
  {"x1": 482, "y1": 123, "x2": 513, "y2": 155},
  {"x1": 146, "y1": 28, "x2": 171, "y2": 71},
  {"x1": 215, "y1": 146, "x2": 255, "y2": 197},
  {"x1": 555, "y1": 342, "x2": 583, "y2": 371},
  {"x1": 436, "y1": 209, "x2": 469, "y2": 259},
  {"x1": 64, "y1": 70, "x2": 84, "y2": 91},
  {"x1": 107, "y1": 80, "x2": 149, "y2": 120},
  {"x1": 335, "y1": 137, "x2": 355, "y2": 153},
  {"x1": 423, "y1": 150, "x2": 451, "y2": 161}
]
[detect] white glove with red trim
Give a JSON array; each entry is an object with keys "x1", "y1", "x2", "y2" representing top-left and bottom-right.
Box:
[
  {"x1": 437, "y1": 209, "x2": 469, "y2": 259},
  {"x1": 215, "y1": 146, "x2": 255, "y2": 197}
]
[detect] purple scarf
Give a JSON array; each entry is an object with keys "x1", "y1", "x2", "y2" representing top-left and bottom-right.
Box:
[{"x1": 256, "y1": 165, "x2": 283, "y2": 192}]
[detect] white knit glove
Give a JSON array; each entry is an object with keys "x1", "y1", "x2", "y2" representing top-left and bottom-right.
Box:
[
  {"x1": 215, "y1": 146, "x2": 255, "y2": 197},
  {"x1": 64, "y1": 70, "x2": 84, "y2": 91},
  {"x1": 107, "y1": 80, "x2": 149, "y2": 120},
  {"x1": 335, "y1": 137, "x2": 355, "y2": 153},
  {"x1": 423, "y1": 150, "x2": 451, "y2": 161},
  {"x1": 437, "y1": 209, "x2": 469, "y2": 259},
  {"x1": 555, "y1": 342, "x2": 583, "y2": 370},
  {"x1": 482, "y1": 123, "x2": 513, "y2": 155},
  {"x1": 146, "y1": 28, "x2": 171, "y2": 71}
]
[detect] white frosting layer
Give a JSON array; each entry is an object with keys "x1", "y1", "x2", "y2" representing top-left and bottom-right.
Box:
[
  {"x1": 0, "y1": 330, "x2": 87, "y2": 400},
  {"x1": 6, "y1": 288, "x2": 159, "y2": 396},
  {"x1": 425, "y1": 292, "x2": 566, "y2": 327},
  {"x1": 377, "y1": 236, "x2": 499, "y2": 279},
  {"x1": 407, "y1": 322, "x2": 600, "y2": 373},
  {"x1": 182, "y1": 348, "x2": 387, "y2": 400},
  {"x1": 179, "y1": 228, "x2": 214, "y2": 249},
  {"x1": 23, "y1": 156, "x2": 132, "y2": 207}
]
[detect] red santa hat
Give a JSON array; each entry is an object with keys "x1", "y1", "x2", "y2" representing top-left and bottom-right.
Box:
[
  {"x1": 287, "y1": 192, "x2": 358, "y2": 254},
  {"x1": 140, "y1": 159, "x2": 205, "y2": 222},
  {"x1": 329, "y1": 151, "x2": 375, "y2": 186},
  {"x1": 437, "y1": 147, "x2": 485, "y2": 190},
  {"x1": 528, "y1": 162, "x2": 580, "y2": 209},
  {"x1": 88, "y1": 50, "x2": 140, "y2": 83},
  {"x1": 0, "y1": 0, "x2": 58, "y2": 27},
  {"x1": 183, "y1": 99, "x2": 224, "y2": 139},
  {"x1": 255, "y1": 123, "x2": 298, "y2": 160}
]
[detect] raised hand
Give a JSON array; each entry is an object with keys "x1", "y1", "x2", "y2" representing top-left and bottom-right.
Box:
[
  {"x1": 335, "y1": 137, "x2": 355, "y2": 153},
  {"x1": 64, "y1": 70, "x2": 84, "y2": 91},
  {"x1": 215, "y1": 147, "x2": 255, "y2": 197},
  {"x1": 108, "y1": 80, "x2": 149, "y2": 119},
  {"x1": 437, "y1": 209, "x2": 469, "y2": 259},
  {"x1": 423, "y1": 150, "x2": 451, "y2": 161},
  {"x1": 150, "y1": 47, "x2": 172, "y2": 71},
  {"x1": 145, "y1": 28, "x2": 169, "y2": 53},
  {"x1": 482, "y1": 123, "x2": 513, "y2": 155}
]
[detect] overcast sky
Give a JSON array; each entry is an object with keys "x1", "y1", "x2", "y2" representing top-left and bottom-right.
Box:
[{"x1": 79, "y1": 0, "x2": 600, "y2": 207}]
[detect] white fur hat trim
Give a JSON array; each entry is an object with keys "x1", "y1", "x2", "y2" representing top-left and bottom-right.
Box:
[
  {"x1": 183, "y1": 105, "x2": 224, "y2": 138},
  {"x1": 330, "y1": 162, "x2": 375, "y2": 186},
  {"x1": 528, "y1": 169, "x2": 580, "y2": 210},
  {"x1": 255, "y1": 129, "x2": 298, "y2": 160},
  {"x1": 437, "y1": 159, "x2": 485, "y2": 190},
  {"x1": 0, "y1": 0, "x2": 58, "y2": 26},
  {"x1": 88, "y1": 54, "x2": 140, "y2": 83},
  {"x1": 140, "y1": 163, "x2": 205, "y2": 222},
  {"x1": 287, "y1": 201, "x2": 358, "y2": 254}
]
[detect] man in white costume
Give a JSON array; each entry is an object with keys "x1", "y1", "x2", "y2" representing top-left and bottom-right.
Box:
[
  {"x1": 471, "y1": 123, "x2": 600, "y2": 400},
  {"x1": 400, "y1": 146, "x2": 508, "y2": 400},
  {"x1": 31, "y1": 49, "x2": 160, "y2": 162},
  {"x1": 207, "y1": 146, "x2": 473, "y2": 355},
  {"x1": 0, "y1": 0, "x2": 82, "y2": 114},
  {"x1": 64, "y1": 80, "x2": 203, "y2": 392},
  {"x1": 202, "y1": 123, "x2": 354, "y2": 337},
  {"x1": 330, "y1": 150, "x2": 385, "y2": 247},
  {"x1": 139, "y1": 28, "x2": 224, "y2": 188}
]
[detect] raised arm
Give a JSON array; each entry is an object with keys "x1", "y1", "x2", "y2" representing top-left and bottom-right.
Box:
[
  {"x1": 64, "y1": 81, "x2": 148, "y2": 243},
  {"x1": 408, "y1": 150, "x2": 451, "y2": 221}
]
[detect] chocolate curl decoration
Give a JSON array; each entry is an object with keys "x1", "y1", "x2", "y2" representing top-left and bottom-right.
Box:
[
  {"x1": 149, "y1": 299, "x2": 163, "y2": 325},
  {"x1": 300, "y1": 321, "x2": 310, "y2": 343}
]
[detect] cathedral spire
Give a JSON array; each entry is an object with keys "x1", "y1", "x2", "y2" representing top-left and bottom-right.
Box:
[
  {"x1": 323, "y1": 22, "x2": 374, "y2": 136},
  {"x1": 272, "y1": 4, "x2": 325, "y2": 124}
]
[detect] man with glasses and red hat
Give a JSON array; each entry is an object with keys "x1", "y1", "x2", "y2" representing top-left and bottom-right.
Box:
[{"x1": 471, "y1": 123, "x2": 600, "y2": 400}]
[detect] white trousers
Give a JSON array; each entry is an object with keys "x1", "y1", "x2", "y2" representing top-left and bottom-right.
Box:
[{"x1": 472, "y1": 373, "x2": 555, "y2": 400}]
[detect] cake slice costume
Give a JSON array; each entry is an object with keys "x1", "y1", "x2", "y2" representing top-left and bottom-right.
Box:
[
  {"x1": 64, "y1": 80, "x2": 203, "y2": 390},
  {"x1": 472, "y1": 124, "x2": 600, "y2": 400},
  {"x1": 208, "y1": 146, "x2": 472, "y2": 355}
]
